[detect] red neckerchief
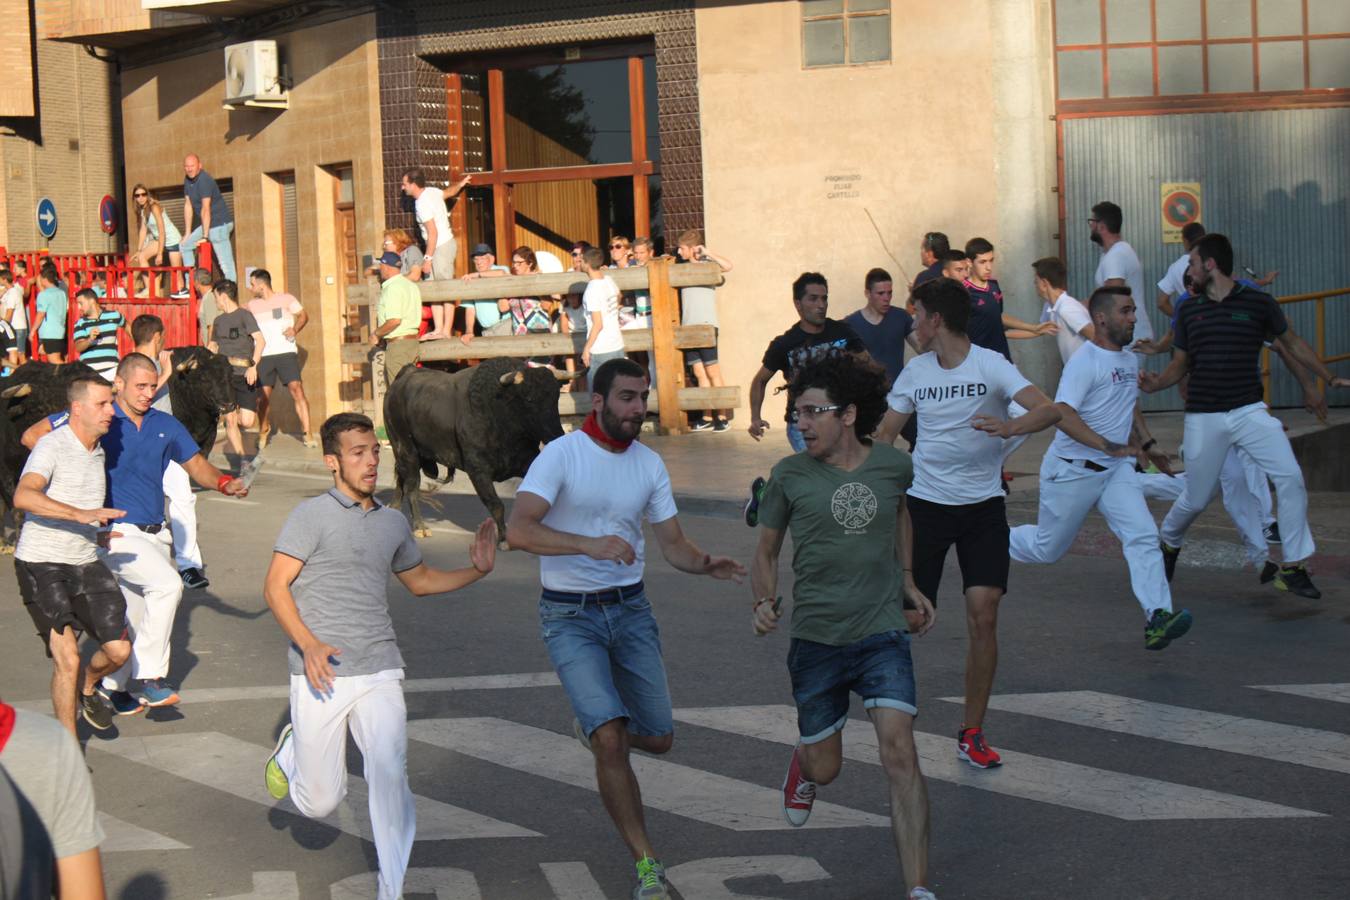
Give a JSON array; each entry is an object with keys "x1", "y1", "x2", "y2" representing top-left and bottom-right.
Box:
[
  {"x1": 0, "y1": 702, "x2": 15, "y2": 753},
  {"x1": 581, "y1": 410, "x2": 633, "y2": 452}
]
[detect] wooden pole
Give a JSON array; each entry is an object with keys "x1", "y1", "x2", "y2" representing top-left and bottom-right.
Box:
[{"x1": 647, "y1": 257, "x2": 685, "y2": 434}]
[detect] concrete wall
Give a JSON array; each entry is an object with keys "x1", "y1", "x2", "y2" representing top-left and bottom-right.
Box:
[
  {"x1": 0, "y1": 33, "x2": 120, "y2": 254},
  {"x1": 119, "y1": 13, "x2": 385, "y2": 427},
  {"x1": 694, "y1": 0, "x2": 1060, "y2": 415}
]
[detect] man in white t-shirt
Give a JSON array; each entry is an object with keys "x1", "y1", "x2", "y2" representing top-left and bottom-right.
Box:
[
  {"x1": 875, "y1": 277, "x2": 1060, "y2": 771},
  {"x1": 0, "y1": 267, "x2": 28, "y2": 364},
  {"x1": 1155, "y1": 222, "x2": 1206, "y2": 319},
  {"x1": 1032, "y1": 257, "x2": 1092, "y2": 364},
  {"x1": 247, "y1": 268, "x2": 315, "y2": 449},
  {"x1": 507, "y1": 358, "x2": 746, "y2": 900},
  {"x1": 578, "y1": 246, "x2": 626, "y2": 385},
  {"x1": 401, "y1": 167, "x2": 471, "y2": 340},
  {"x1": 1009, "y1": 286, "x2": 1193, "y2": 649},
  {"x1": 1089, "y1": 201, "x2": 1153, "y2": 343}
]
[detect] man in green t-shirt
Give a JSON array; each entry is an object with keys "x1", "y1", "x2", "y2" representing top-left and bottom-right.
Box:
[{"x1": 751, "y1": 351, "x2": 938, "y2": 900}]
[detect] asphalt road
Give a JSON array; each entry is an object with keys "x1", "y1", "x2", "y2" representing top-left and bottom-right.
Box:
[{"x1": 2, "y1": 467, "x2": 1347, "y2": 900}]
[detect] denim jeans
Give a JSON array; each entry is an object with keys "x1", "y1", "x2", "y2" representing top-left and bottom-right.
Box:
[
  {"x1": 788, "y1": 630, "x2": 917, "y2": 743},
  {"x1": 181, "y1": 221, "x2": 236, "y2": 282},
  {"x1": 538, "y1": 588, "x2": 672, "y2": 739}
]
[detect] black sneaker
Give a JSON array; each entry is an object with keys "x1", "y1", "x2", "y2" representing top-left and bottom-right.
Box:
[
  {"x1": 1263, "y1": 522, "x2": 1281, "y2": 544},
  {"x1": 1273, "y1": 564, "x2": 1321, "y2": 599},
  {"x1": 96, "y1": 687, "x2": 145, "y2": 716},
  {"x1": 1259, "y1": 560, "x2": 1279, "y2": 584},
  {"x1": 689, "y1": 418, "x2": 714, "y2": 432},
  {"x1": 1160, "y1": 542, "x2": 1180, "y2": 582},
  {"x1": 744, "y1": 476, "x2": 767, "y2": 527},
  {"x1": 712, "y1": 418, "x2": 730, "y2": 432},
  {"x1": 181, "y1": 567, "x2": 210, "y2": 590},
  {"x1": 80, "y1": 692, "x2": 114, "y2": 731},
  {"x1": 1145, "y1": 608, "x2": 1193, "y2": 650}
]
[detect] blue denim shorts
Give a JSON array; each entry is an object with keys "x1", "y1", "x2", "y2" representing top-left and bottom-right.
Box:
[
  {"x1": 539, "y1": 588, "x2": 673, "y2": 739},
  {"x1": 788, "y1": 630, "x2": 917, "y2": 744}
]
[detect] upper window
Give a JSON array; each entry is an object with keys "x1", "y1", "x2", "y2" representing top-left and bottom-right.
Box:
[
  {"x1": 802, "y1": 0, "x2": 891, "y2": 68},
  {"x1": 1054, "y1": 0, "x2": 1350, "y2": 102}
]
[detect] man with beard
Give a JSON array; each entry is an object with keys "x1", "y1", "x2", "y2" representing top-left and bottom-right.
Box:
[
  {"x1": 12, "y1": 375, "x2": 130, "y2": 734},
  {"x1": 263, "y1": 413, "x2": 498, "y2": 900},
  {"x1": 1142, "y1": 233, "x2": 1349, "y2": 600},
  {"x1": 1008, "y1": 287, "x2": 1192, "y2": 649},
  {"x1": 1089, "y1": 201, "x2": 1152, "y2": 345},
  {"x1": 507, "y1": 358, "x2": 747, "y2": 900}
]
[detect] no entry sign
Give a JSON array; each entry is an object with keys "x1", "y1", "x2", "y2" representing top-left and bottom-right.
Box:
[
  {"x1": 99, "y1": 195, "x2": 118, "y2": 235},
  {"x1": 1160, "y1": 182, "x2": 1202, "y2": 243}
]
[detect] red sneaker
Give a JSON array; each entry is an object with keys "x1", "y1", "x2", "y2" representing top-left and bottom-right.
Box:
[
  {"x1": 957, "y1": 727, "x2": 1002, "y2": 769},
  {"x1": 781, "y1": 745, "x2": 817, "y2": 827}
]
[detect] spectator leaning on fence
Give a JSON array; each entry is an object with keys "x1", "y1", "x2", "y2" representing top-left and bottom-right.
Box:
[
  {"x1": 72, "y1": 288, "x2": 128, "y2": 383},
  {"x1": 577, "y1": 246, "x2": 626, "y2": 387},
  {"x1": 458, "y1": 243, "x2": 511, "y2": 343},
  {"x1": 181, "y1": 154, "x2": 236, "y2": 283}
]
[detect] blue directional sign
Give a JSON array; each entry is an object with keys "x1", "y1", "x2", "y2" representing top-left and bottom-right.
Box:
[{"x1": 36, "y1": 197, "x2": 57, "y2": 239}]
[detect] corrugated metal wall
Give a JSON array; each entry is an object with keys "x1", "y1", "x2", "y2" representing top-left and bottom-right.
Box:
[{"x1": 1063, "y1": 109, "x2": 1350, "y2": 410}]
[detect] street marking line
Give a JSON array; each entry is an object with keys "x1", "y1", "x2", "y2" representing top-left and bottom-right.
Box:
[
  {"x1": 98, "y1": 812, "x2": 191, "y2": 851},
  {"x1": 11, "y1": 672, "x2": 561, "y2": 711},
  {"x1": 539, "y1": 862, "x2": 607, "y2": 900},
  {"x1": 675, "y1": 705, "x2": 1324, "y2": 821},
  {"x1": 219, "y1": 871, "x2": 300, "y2": 900},
  {"x1": 203, "y1": 495, "x2": 261, "y2": 506},
  {"x1": 1251, "y1": 683, "x2": 1350, "y2": 705},
  {"x1": 961, "y1": 690, "x2": 1350, "y2": 776},
  {"x1": 89, "y1": 732, "x2": 540, "y2": 842},
  {"x1": 407, "y1": 717, "x2": 890, "y2": 831}
]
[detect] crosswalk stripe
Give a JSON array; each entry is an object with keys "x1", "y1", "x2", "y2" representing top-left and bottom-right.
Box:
[
  {"x1": 89, "y1": 732, "x2": 540, "y2": 841},
  {"x1": 407, "y1": 717, "x2": 890, "y2": 831},
  {"x1": 674, "y1": 705, "x2": 1324, "y2": 821},
  {"x1": 1250, "y1": 683, "x2": 1350, "y2": 705},
  {"x1": 98, "y1": 812, "x2": 190, "y2": 851},
  {"x1": 539, "y1": 862, "x2": 607, "y2": 900},
  {"x1": 218, "y1": 872, "x2": 300, "y2": 900},
  {"x1": 968, "y1": 691, "x2": 1350, "y2": 776},
  {"x1": 10, "y1": 672, "x2": 560, "y2": 711}
]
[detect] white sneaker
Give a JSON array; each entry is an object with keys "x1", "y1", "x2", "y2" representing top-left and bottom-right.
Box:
[{"x1": 909, "y1": 888, "x2": 938, "y2": 900}]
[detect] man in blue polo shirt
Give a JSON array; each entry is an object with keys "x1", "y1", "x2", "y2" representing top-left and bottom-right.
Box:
[{"x1": 95, "y1": 353, "x2": 248, "y2": 712}]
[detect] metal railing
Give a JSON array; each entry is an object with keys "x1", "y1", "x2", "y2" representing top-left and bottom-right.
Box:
[{"x1": 1262, "y1": 287, "x2": 1350, "y2": 403}]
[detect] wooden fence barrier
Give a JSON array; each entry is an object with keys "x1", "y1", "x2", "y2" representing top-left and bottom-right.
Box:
[{"x1": 342, "y1": 259, "x2": 735, "y2": 435}]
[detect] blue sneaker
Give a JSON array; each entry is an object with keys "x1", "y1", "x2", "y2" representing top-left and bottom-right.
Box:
[
  {"x1": 139, "y1": 678, "x2": 180, "y2": 708},
  {"x1": 97, "y1": 687, "x2": 145, "y2": 716}
]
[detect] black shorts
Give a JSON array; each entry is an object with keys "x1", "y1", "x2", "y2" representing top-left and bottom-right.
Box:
[
  {"x1": 40, "y1": 338, "x2": 67, "y2": 356},
  {"x1": 257, "y1": 352, "x2": 302, "y2": 387},
  {"x1": 230, "y1": 369, "x2": 259, "y2": 412},
  {"x1": 907, "y1": 495, "x2": 1010, "y2": 604},
  {"x1": 14, "y1": 559, "x2": 127, "y2": 655},
  {"x1": 683, "y1": 327, "x2": 719, "y2": 368}
]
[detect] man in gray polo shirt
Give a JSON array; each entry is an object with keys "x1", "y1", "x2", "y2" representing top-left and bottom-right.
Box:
[{"x1": 261, "y1": 412, "x2": 497, "y2": 900}]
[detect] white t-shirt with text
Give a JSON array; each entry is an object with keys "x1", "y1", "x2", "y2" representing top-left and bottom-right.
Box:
[
  {"x1": 1048, "y1": 342, "x2": 1139, "y2": 467},
  {"x1": 414, "y1": 187, "x2": 451, "y2": 255},
  {"x1": 1044, "y1": 291, "x2": 1092, "y2": 363},
  {"x1": 887, "y1": 345, "x2": 1031, "y2": 505},
  {"x1": 517, "y1": 430, "x2": 678, "y2": 592},
  {"x1": 583, "y1": 275, "x2": 624, "y2": 354},
  {"x1": 1094, "y1": 240, "x2": 1152, "y2": 341}
]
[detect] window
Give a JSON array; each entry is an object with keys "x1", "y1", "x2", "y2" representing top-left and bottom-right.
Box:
[
  {"x1": 1054, "y1": 0, "x2": 1350, "y2": 106},
  {"x1": 802, "y1": 0, "x2": 891, "y2": 68}
]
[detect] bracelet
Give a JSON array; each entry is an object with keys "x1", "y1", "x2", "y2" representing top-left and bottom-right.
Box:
[
  {"x1": 217, "y1": 474, "x2": 233, "y2": 494},
  {"x1": 1141, "y1": 439, "x2": 1157, "y2": 451}
]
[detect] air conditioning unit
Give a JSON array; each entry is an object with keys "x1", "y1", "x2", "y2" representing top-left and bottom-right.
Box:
[{"x1": 223, "y1": 40, "x2": 288, "y2": 110}]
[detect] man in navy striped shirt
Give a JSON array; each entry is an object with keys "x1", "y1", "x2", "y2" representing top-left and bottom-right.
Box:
[
  {"x1": 1141, "y1": 233, "x2": 1349, "y2": 600},
  {"x1": 72, "y1": 289, "x2": 127, "y2": 383}
]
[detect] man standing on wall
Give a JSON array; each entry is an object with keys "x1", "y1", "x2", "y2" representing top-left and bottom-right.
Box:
[
  {"x1": 181, "y1": 154, "x2": 237, "y2": 283},
  {"x1": 248, "y1": 269, "x2": 316, "y2": 449},
  {"x1": 401, "y1": 168, "x2": 471, "y2": 339}
]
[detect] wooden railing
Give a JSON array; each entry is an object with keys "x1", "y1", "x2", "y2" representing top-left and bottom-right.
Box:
[
  {"x1": 1262, "y1": 287, "x2": 1350, "y2": 403},
  {"x1": 342, "y1": 259, "x2": 735, "y2": 434}
]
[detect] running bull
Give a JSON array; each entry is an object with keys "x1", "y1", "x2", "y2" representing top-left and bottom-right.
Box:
[{"x1": 386, "y1": 357, "x2": 582, "y2": 539}]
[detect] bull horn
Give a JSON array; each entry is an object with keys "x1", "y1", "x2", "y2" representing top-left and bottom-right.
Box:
[
  {"x1": 553, "y1": 369, "x2": 586, "y2": 382},
  {"x1": 1, "y1": 383, "x2": 32, "y2": 399},
  {"x1": 498, "y1": 370, "x2": 526, "y2": 386},
  {"x1": 175, "y1": 356, "x2": 200, "y2": 373}
]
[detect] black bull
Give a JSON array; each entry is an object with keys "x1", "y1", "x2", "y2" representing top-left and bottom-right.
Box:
[{"x1": 385, "y1": 358, "x2": 581, "y2": 538}]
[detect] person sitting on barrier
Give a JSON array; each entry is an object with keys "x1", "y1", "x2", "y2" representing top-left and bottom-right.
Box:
[
  {"x1": 457, "y1": 243, "x2": 511, "y2": 343},
  {"x1": 131, "y1": 183, "x2": 184, "y2": 296}
]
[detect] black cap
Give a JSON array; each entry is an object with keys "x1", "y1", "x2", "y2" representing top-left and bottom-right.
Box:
[{"x1": 470, "y1": 243, "x2": 494, "y2": 257}]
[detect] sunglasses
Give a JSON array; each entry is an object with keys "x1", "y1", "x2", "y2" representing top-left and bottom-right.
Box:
[
  {"x1": 789, "y1": 404, "x2": 844, "y2": 424},
  {"x1": 610, "y1": 243, "x2": 628, "y2": 249},
  {"x1": 133, "y1": 192, "x2": 148, "y2": 198}
]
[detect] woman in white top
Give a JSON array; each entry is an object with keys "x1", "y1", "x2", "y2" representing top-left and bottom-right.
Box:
[{"x1": 132, "y1": 183, "x2": 184, "y2": 294}]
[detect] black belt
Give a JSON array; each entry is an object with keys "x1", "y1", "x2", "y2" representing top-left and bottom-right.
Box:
[
  {"x1": 130, "y1": 523, "x2": 167, "y2": 534},
  {"x1": 541, "y1": 581, "x2": 645, "y2": 605},
  {"x1": 1059, "y1": 457, "x2": 1108, "y2": 473}
]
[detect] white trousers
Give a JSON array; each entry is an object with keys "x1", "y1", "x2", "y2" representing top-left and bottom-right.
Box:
[
  {"x1": 1000, "y1": 399, "x2": 1030, "y2": 465},
  {"x1": 279, "y1": 669, "x2": 414, "y2": 900},
  {"x1": 1139, "y1": 448, "x2": 1270, "y2": 566},
  {"x1": 1011, "y1": 456, "x2": 1170, "y2": 618},
  {"x1": 163, "y1": 461, "x2": 201, "y2": 571},
  {"x1": 99, "y1": 527, "x2": 185, "y2": 689},
  {"x1": 1160, "y1": 402, "x2": 1313, "y2": 563}
]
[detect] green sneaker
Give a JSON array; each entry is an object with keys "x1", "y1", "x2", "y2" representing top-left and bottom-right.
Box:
[
  {"x1": 265, "y1": 724, "x2": 293, "y2": 800},
  {"x1": 744, "y1": 476, "x2": 767, "y2": 527},
  {"x1": 633, "y1": 856, "x2": 669, "y2": 899},
  {"x1": 1145, "y1": 608, "x2": 1193, "y2": 650}
]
